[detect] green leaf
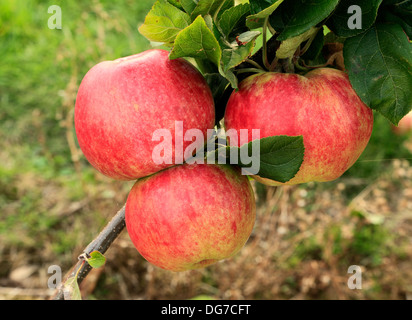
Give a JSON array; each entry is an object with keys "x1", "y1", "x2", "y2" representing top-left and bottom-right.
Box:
[
  {"x1": 219, "y1": 67, "x2": 239, "y2": 89},
  {"x1": 380, "y1": 2, "x2": 412, "y2": 38},
  {"x1": 85, "y1": 251, "x2": 106, "y2": 269},
  {"x1": 170, "y1": 15, "x2": 222, "y2": 67},
  {"x1": 381, "y1": 0, "x2": 412, "y2": 8},
  {"x1": 327, "y1": 0, "x2": 383, "y2": 38},
  {"x1": 218, "y1": 3, "x2": 251, "y2": 38},
  {"x1": 63, "y1": 275, "x2": 82, "y2": 300},
  {"x1": 276, "y1": 27, "x2": 318, "y2": 59},
  {"x1": 249, "y1": 0, "x2": 280, "y2": 14},
  {"x1": 207, "y1": 134, "x2": 304, "y2": 182},
  {"x1": 138, "y1": 0, "x2": 191, "y2": 45},
  {"x1": 180, "y1": 0, "x2": 198, "y2": 14},
  {"x1": 232, "y1": 30, "x2": 262, "y2": 45},
  {"x1": 217, "y1": 30, "x2": 260, "y2": 89},
  {"x1": 221, "y1": 41, "x2": 256, "y2": 71},
  {"x1": 191, "y1": 0, "x2": 234, "y2": 21},
  {"x1": 270, "y1": 0, "x2": 340, "y2": 41},
  {"x1": 203, "y1": 14, "x2": 214, "y2": 31},
  {"x1": 167, "y1": 0, "x2": 184, "y2": 10},
  {"x1": 246, "y1": 0, "x2": 284, "y2": 29},
  {"x1": 237, "y1": 135, "x2": 305, "y2": 183},
  {"x1": 170, "y1": 16, "x2": 222, "y2": 66},
  {"x1": 216, "y1": 0, "x2": 236, "y2": 22},
  {"x1": 343, "y1": 23, "x2": 412, "y2": 125}
]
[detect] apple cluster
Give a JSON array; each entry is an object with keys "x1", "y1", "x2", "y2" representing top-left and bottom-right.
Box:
[
  {"x1": 74, "y1": 49, "x2": 374, "y2": 272},
  {"x1": 74, "y1": 49, "x2": 256, "y2": 272}
]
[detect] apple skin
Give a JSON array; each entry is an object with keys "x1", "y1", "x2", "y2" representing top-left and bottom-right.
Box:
[
  {"x1": 74, "y1": 49, "x2": 215, "y2": 180},
  {"x1": 125, "y1": 163, "x2": 256, "y2": 272},
  {"x1": 224, "y1": 68, "x2": 374, "y2": 186},
  {"x1": 392, "y1": 111, "x2": 412, "y2": 135}
]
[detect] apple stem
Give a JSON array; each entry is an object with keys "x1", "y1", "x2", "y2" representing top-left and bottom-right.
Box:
[
  {"x1": 299, "y1": 27, "x2": 320, "y2": 57},
  {"x1": 236, "y1": 68, "x2": 267, "y2": 74},
  {"x1": 269, "y1": 57, "x2": 279, "y2": 72},
  {"x1": 262, "y1": 16, "x2": 272, "y2": 71},
  {"x1": 294, "y1": 60, "x2": 310, "y2": 72},
  {"x1": 267, "y1": 22, "x2": 276, "y2": 36},
  {"x1": 245, "y1": 59, "x2": 265, "y2": 71},
  {"x1": 300, "y1": 52, "x2": 342, "y2": 70},
  {"x1": 50, "y1": 205, "x2": 126, "y2": 300},
  {"x1": 282, "y1": 58, "x2": 295, "y2": 73}
]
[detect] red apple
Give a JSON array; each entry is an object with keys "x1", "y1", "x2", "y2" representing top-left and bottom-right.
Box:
[
  {"x1": 224, "y1": 68, "x2": 374, "y2": 186},
  {"x1": 74, "y1": 49, "x2": 215, "y2": 180},
  {"x1": 125, "y1": 163, "x2": 256, "y2": 272},
  {"x1": 392, "y1": 111, "x2": 412, "y2": 135}
]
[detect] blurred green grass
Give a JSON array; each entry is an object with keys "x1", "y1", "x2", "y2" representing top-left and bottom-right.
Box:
[
  {"x1": 0, "y1": 0, "x2": 153, "y2": 155},
  {"x1": 0, "y1": 0, "x2": 155, "y2": 260},
  {"x1": 0, "y1": 0, "x2": 411, "y2": 300}
]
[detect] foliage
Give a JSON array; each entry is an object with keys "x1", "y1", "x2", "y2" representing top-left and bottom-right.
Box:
[{"x1": 140, "y1": 0, "x2": 412, "y2": 125}]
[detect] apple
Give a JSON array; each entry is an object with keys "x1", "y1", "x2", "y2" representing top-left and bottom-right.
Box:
[
  {"x1": 125, "y1": 163, "x2": 256, "y2": 272},
  {"x1": 224, "y1": 68, "x2": 374, "y2": 186},
  {"x1": 392, "y1": 111, "x2": 412, "y2": 135},
  {"x1": 74, "y1": 49, "x2": 215, "y2": 180}
]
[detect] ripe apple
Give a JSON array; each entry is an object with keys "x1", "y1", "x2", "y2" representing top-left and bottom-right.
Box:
[
  {"x1": 224, "y1": 68, "x2": 374, "y2": 186},
  {"x1": 74, "y1": 49, "x2": 215, "y2": 180},
  {"x1": 392, "y1": 111, "x2": 412, "y2": 135},
  {"x1": 125, "y1": 163, "x2": 256, "y2": 272}
]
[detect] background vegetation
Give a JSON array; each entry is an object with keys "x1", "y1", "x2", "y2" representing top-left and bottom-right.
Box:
[{"x1": 1, "y1": 0, "x2": 412, "y2": 299}]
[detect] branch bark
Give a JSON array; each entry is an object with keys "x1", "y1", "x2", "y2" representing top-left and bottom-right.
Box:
[{"x1": 50, "y1": 204, "x2": 126, "y2": 300}]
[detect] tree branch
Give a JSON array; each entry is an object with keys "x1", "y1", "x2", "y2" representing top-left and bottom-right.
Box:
[{"x1": 50, "y1": 204, "x2": 126, "y2": 300}]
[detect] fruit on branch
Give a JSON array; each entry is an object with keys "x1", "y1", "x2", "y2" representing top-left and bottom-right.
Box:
[
  {"x1": 125, "y1": 163, "x2": 256, "y2": 272},
  {"x1": 224, "y1": 68, "x2": 374, "y2": 186},
  {"x1": 74, "y1": 49, "x2": 215, "y2": 180},
  {"x1": 392, "y1": 111, "x2": 412, "y2": 135}
]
